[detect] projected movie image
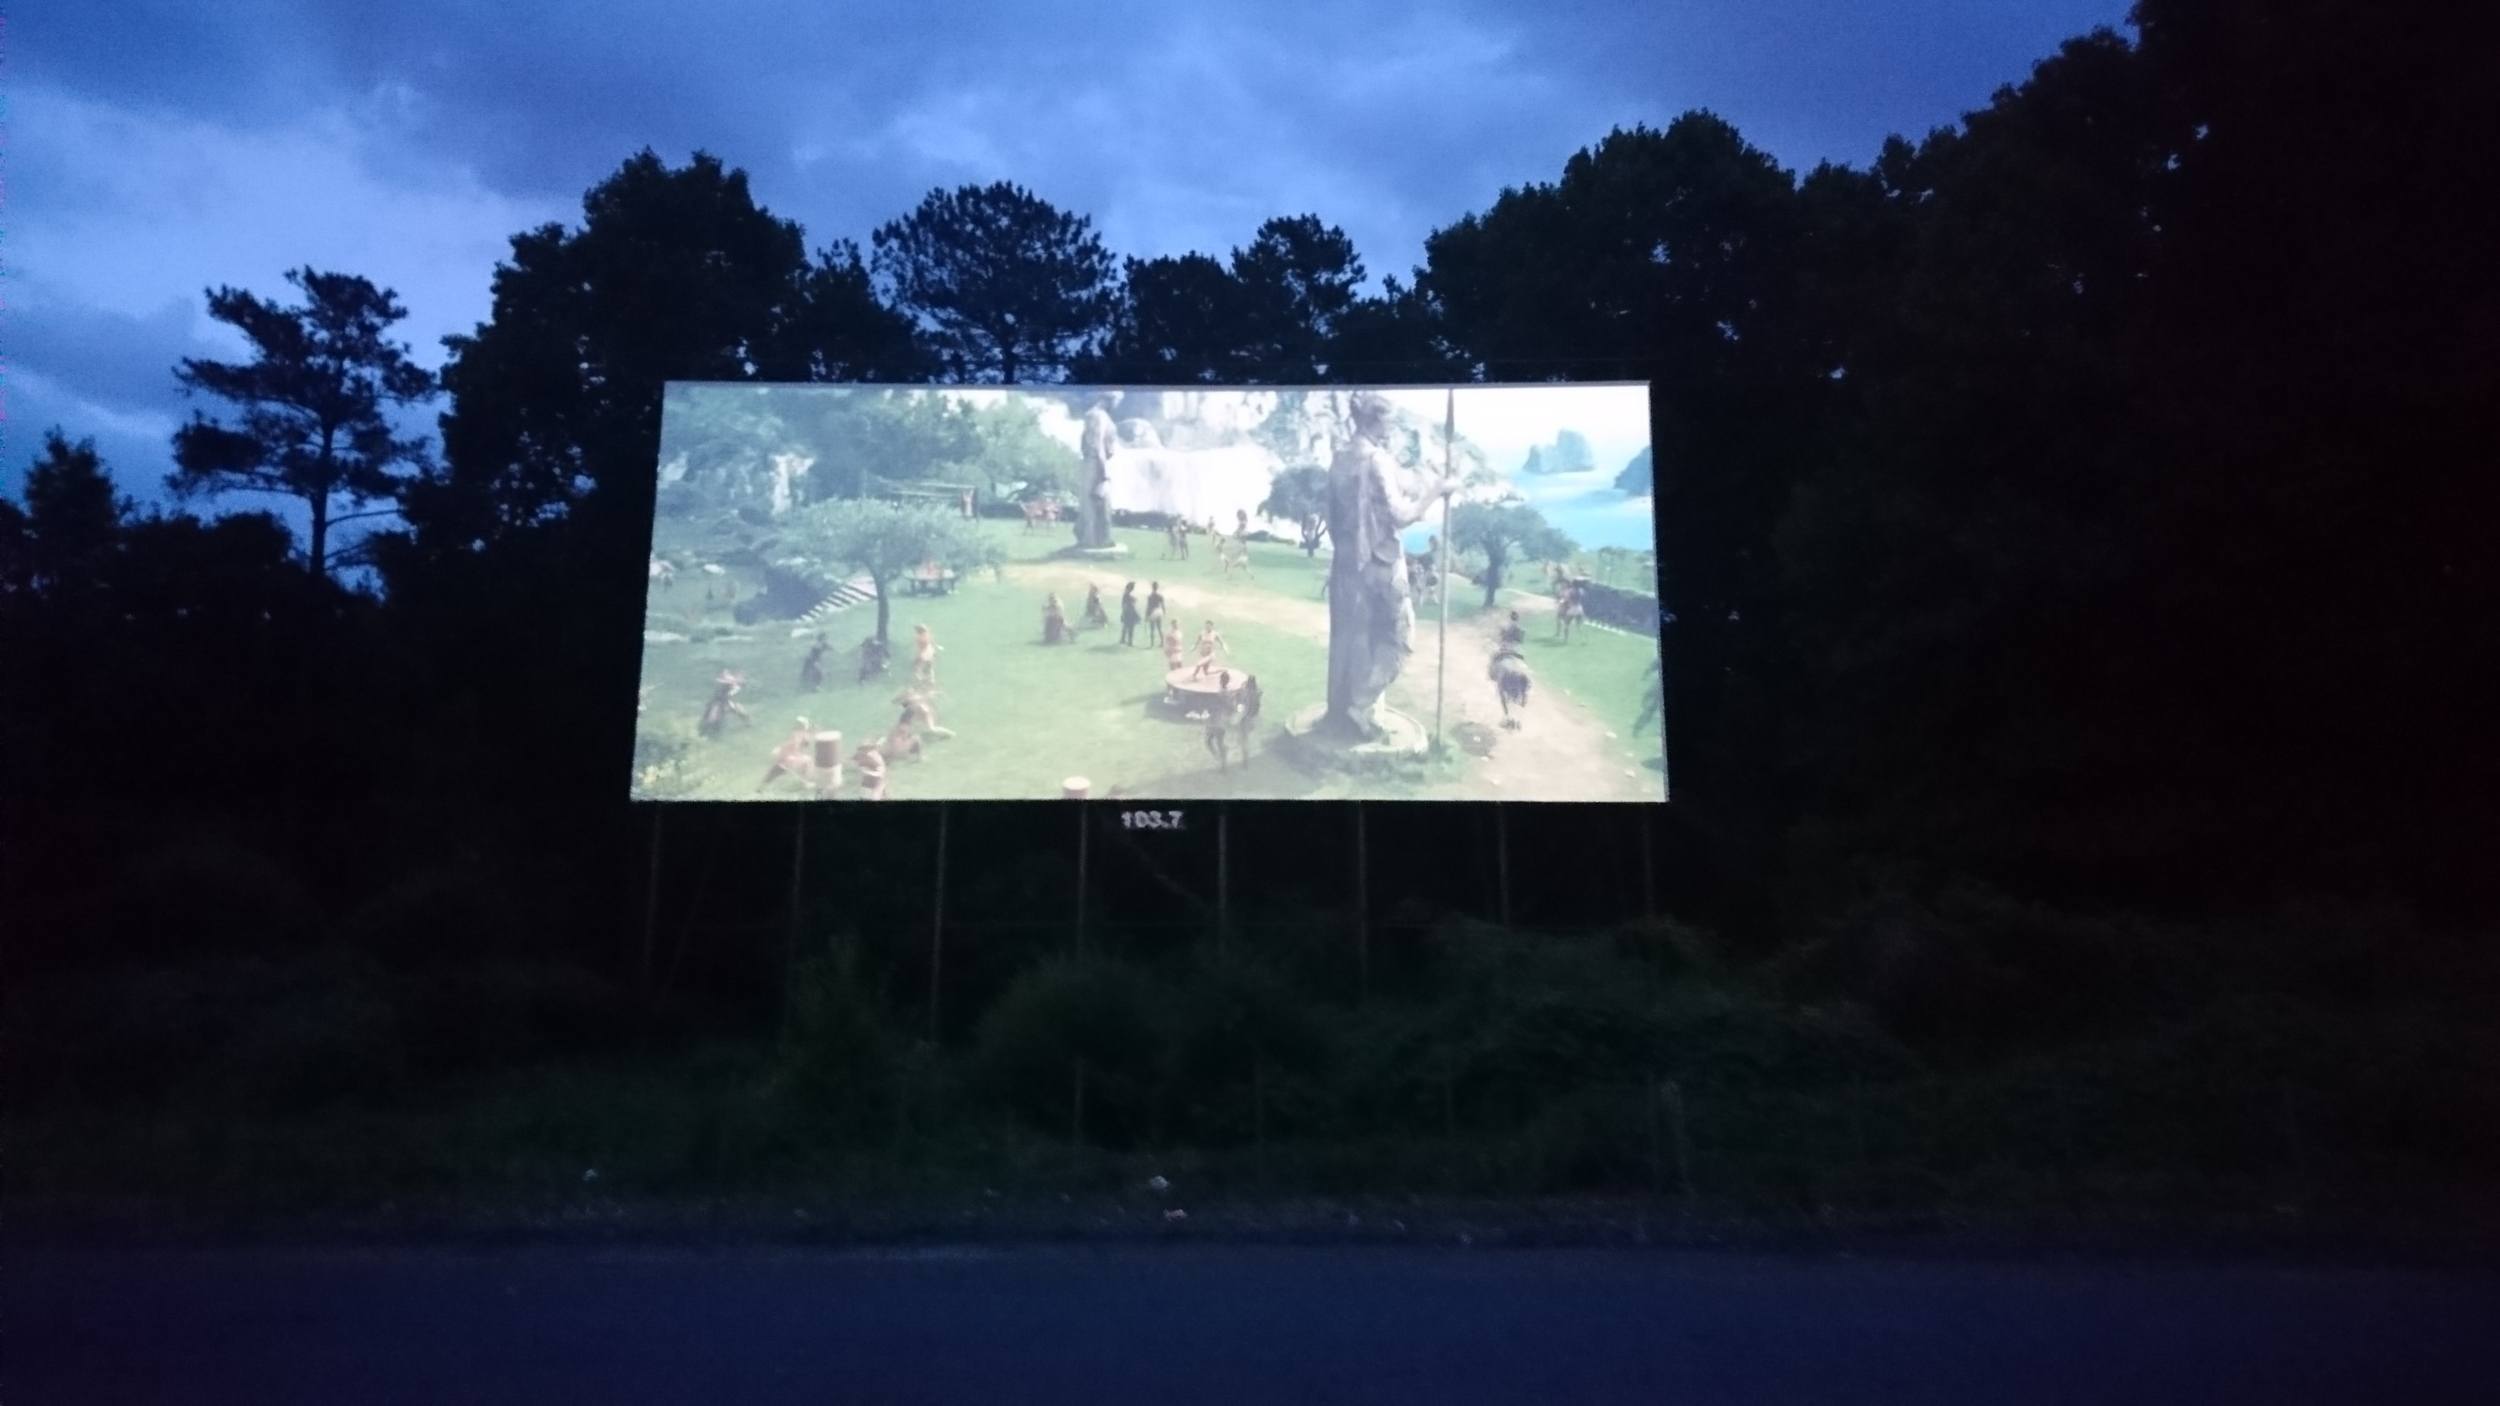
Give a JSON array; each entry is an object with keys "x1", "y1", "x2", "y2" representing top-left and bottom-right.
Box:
[{"x1": 633, "y1": 383, "x2": 1664, "y2": 803}]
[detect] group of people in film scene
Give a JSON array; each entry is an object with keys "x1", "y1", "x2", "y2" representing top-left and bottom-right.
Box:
[
  {"x1": 668, "y1": 415, "x2": 1616, "y2": 797},
  {"x1": 1161, "y1": 508, "x2": 1255, "y2": 577},
  {"x1": 689, "y1": 616, "x2": 954, "y2": 801},
  {"x1": 687, "y1": 560, "x2": 1269, "y2": 800},
  {"x1": 1066, "y1": 568, "x2": 1265, "y2": 773}
]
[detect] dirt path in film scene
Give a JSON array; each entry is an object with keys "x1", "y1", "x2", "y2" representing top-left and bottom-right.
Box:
[
  {"x1": 1394, "y1": 595, "x2": 1651, "y2": 802},
  {"x1": 1015, "y1": 559, "x2": 1648, "y2": 802}
]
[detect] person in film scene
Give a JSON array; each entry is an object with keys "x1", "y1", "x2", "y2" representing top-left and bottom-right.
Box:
[
  {"x1": 699, "y1": 669, "x2": 751, "y2": 737},
  {"x1": 1203, "y1": 671, "x2": 1237, "y2": 771},
  {"x1": 854, "y1": 740, "x2": 889, "y2": 800},
  {"x1": 1189, "y1": 619, "x2": 1229, "y2": 679},
  {"x1": 757, "y1": 717, "x2": 817, "y2": 792},
  {"x1": 896, "y1": 687, "x2": 956, "y2": 740},
  {"x1": 1234, "y1": 673, "x2": 1263, "y2": 756}
]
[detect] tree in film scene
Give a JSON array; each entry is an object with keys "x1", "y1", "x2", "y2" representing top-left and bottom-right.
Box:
[{"x1": 632, "y1": 383, "x2": 1664, "y2": 803}]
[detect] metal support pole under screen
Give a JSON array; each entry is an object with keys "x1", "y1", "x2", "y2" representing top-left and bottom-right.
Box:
[
  {"x1": 1074, "y1": 804, "x2": 1089, "y2": 955},
  {"x1": 1495, "y1": 804, "x2": 1511, "y2": 929},
  {"x1": 930, "y1": 803, "x2": 949, "y2": 1042},
  {"x1": 1354, "y1": 801, "x2": 1369, "y2": 1000},
  {"x1": 640, "y1": 807, "x2": 663, "y2": 996},
  {"x1": 782, "y1": 809, "x2": 805, "y2": 1032}
]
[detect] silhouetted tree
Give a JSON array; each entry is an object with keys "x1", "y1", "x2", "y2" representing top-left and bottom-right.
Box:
[
  {"x1": 2124, "y1": 0, "x2": 2500, "y2": 909},
  {"x1": 17, "y1": 429, "x2": 129, "y2": 600},
  {"x1": 410, "y1": 150, "x2": 913, "y2": 562},
  {"x1": 1327, "y1": 277, "x2": 1467, "y2": 382},
  {"x1": 12, "y1": 0, "x2": 2499, "y2": 1088},
  {"x1": 1231, "y1": 215, "x2": 1365, "y2": 381},
  {"x1": 1089, "y1": 253, "x2": 1254, "y2": 383},
  {"x1": 1422, "y1": 117, "x2": 1822, "y2": 894},
  {"x1": 0, "y1": 500, "x2": 27, "y2": 601},
  {"x1": 370, "y1": 151, "x2": 913, "y2": 925},
  {"x1": 1771, "y1": 31, "x2": 2177, "y2": 895},
  {"x1": 872, "y1": 182, "x2": 1117, "y2": 384},
  {"x1": 170, "y1": 269, "x2": 434, "y2": 578},
  {"x1": 776, "y1": 244, "x2": 931, "y2": 385}
]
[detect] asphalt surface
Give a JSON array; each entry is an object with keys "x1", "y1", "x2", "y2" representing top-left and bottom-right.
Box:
[{"x1": 9, "y1": 1243, "x2": 2495, "y2": 1404}]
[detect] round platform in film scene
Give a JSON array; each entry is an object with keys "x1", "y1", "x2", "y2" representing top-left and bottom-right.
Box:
[
  {"x1": 1281, "y1": 701, "x2": 1430, "y2": 762},
  {"x1": 1162, "y1": 666, "x2": 1252, "y2": 717},
  {"x1": 1062, "y1": 777, "x2": 1090, "y2": 799}
]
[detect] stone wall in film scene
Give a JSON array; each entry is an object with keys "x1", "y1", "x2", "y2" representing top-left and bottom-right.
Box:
[{"x1": 1579, "y1": 581, "x2": 1661, "y2": 635}]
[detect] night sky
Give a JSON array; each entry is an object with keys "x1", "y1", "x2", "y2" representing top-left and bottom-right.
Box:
[{"x1": 6, "y1": 0, "x2": 2129, "y2": 506}]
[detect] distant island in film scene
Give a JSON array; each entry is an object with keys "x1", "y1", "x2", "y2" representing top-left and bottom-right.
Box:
[{"x1": 632, "y1": 383, "x2": 1665, "y2": 803}]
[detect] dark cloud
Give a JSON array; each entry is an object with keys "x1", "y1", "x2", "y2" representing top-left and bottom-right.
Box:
[
  {"x1": 1, "y1": 367, "x2": 179, "y2": 507},
  {"x1": 10, "y1": 292, "x2": 204, "y2": 418},
  {"x1": 1, "y1": 284, "x2": 216, "y2": 503},
  {"x1": 16, "y1": 0, "x2": 2129, "y2": 270},
  {"x1": 11, "y1": 0, "x2": 2130, "y2": 515},
  {"x1": 11, "y1": 0, "x2": 324, "y2": 130}
]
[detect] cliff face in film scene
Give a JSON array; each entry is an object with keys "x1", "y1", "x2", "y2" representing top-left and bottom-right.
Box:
[{"x1": 1080, "y1": 388, "x2": 1493, "y2": 529}]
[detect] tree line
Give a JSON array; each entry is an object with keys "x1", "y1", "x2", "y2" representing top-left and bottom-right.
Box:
[{"x1": 3, "y1": 1, "x2": 2492, "y2": 1010}]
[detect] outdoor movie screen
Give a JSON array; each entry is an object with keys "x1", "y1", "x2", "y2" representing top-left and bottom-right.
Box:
[{"x1": 633, "y1": 383, "x2": 1665, "y2": 804}]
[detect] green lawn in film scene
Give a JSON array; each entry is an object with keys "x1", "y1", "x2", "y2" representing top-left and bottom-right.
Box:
[
  {"x1": 634, "y1": 381, "x2": 1665, "y2": 803},
  {"x1": 638, "y1": 519, "x2": 1661, "y2": 803}
]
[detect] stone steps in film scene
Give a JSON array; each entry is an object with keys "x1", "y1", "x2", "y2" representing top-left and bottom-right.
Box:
[{"x1": 788, "y1": 575, "x2": 879, "y2": 635}]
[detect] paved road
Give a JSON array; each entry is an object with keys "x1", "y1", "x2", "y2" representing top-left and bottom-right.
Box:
[{"x1": 9, "y1": 1244, "x2": 2494, "y2": 1403}]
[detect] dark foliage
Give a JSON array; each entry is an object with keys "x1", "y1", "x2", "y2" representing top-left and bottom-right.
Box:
[
  {"x1": 171, "y1": 270, "x2": 435, "y2": 579},
  {"x1": 872, "y1": 181, "x2": 1118, "y2": 385},
  {"x1": 4, "y1": 4, "x2": 2494, "y2": 1215}
]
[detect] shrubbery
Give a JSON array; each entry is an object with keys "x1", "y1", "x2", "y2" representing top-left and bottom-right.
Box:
[
  {"x1": 972, "y1": 955, "x2": 1170, "y2": 1147},
  {"x1": 105, "y1": 838, "x2": 327, "y2": 960},
  {"x1": 2, "y1": 951, "x2": 405, "y2": 1111},
  {"x1": 9, "y1": 905, "x2": 2495, "y2": 1213},
  {"x1": 776, "y1": 952, "x2": 904, "y2": 1132}
]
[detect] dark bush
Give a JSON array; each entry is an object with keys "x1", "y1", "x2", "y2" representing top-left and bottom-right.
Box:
[
  {"x1": 1163, "y1": 952, "x2": 1335, "y2": 1145},
  {"x1": 776, "y1": 953, "x2": 903, "y2": 1130},
  {"x1": 1777, "y1": 886, "x2": 2196, "y2": 1057},
  {"x1": 390, "y1": 959, "x2": 634, "y2": 1077},
  {"x1": 1330, "y1": 923, "x2": 1916, "y2": 1162},
  {"x1": 2, "y1": 951, "x2": 404, "y2": 1111},
  {"x1": 336, "y1": 865, "x2": 523, "y2": 966},
  {"x1": 105, "y1": 839, "x2": 326, "y2": 960},
  {"x1": 972, "y1": 956, "x2": 1170, "y2": 1147}
]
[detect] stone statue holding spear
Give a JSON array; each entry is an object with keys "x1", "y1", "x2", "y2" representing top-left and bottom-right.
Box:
[{"x1": 1318, "y1": 390, "x2": 1460, "y2": 741}]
